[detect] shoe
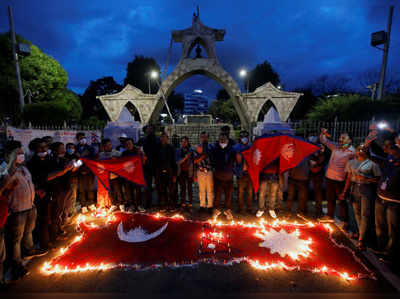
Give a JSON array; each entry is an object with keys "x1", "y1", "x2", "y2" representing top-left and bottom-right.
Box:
[
  {"x1": 137, "y1": 206, "x2": 146, "y2": 213},
  {"x1": 109, "y1": 205, "x2": 118, "y2": 212},
  {"x1": 269, "y1": 210, "x2": 277, "y2": 219},
  {"x1": 81, "y1": 206, "x2": 88, "y2": 214},
  {"x1": 24, "y1": 248, "x2": 48, "y2": 259},
  {"x1": 357, "y1": 241, "x2": 366, "y2": 252},
  {"x1": 160, "y1": 207, "x2": 167, "y2": 212},
  {"x1": 319, "y1": 215, "x2": 334, "y2": 222},
  {"x1": 89, "y1": 204, "x2": 96, "y2": 211},
  {"x1": 11, "y1": 265, "x2": 29, "y2": 280},
  {"x1": 224, "y1": 209, "x2": 233, "y2": 221},
  {"x1": 256, "y1": 210, "x2": 264, "y2": 218},
  {"x1": 212, "y1": 209, "x2": 222, "y2": 218},
  {"x1": 119, "y1": 204, "x2": 125, "y2": 212}
]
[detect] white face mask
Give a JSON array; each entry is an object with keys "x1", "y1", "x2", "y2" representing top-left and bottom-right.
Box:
[
  {"x1": 37, "y1": 152, "x2": 47, "y2": 158},
  {"x1": 80, "y1": 138, "x2": 87, "y2": 145},
  {"x1": 16, "y1": 154, "x2": 25, "y2": 164},
  {"x1": 220, "y1": 143, "x2": 228, "y2": 149},
  {"x1": 47, "y1": 149, "x2": 52, "y2": 155},
  {"x1": 241, "y1": 137, "x2": 249, "y2": 144}
]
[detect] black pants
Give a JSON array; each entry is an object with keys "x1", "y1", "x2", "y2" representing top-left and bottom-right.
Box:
[
  {"x1": 156, "y1": 171, "x2": 175, "y2": 207},
  {"x1": 214, "y1": 179, "x2": 233, "y2": 210},
  {"x1": 310, "y1": 172, "x2": 324, "y2": 216},
  {"x1": 122, "y1": 180, "x2": 142, "y2": 207},
  {"x1": 238, "y1": 173, "x2": 253, "y2": 211},
  {"x1": 78, "y1": 173, "x2": 95, "y2": 207},
  {"x1": 178, "y1": 171, "x2": 193, "y2": 205},
  {"x1": 375, "y1": 198, "x2": 399, "y2": 257},
  {"x1": 325, "y1": 178, "x2": 348, "y2": 222},
  {"x1": 144, "y1": 166, "x2": 156, "y2": 208},
  {"x1": 287, "y1": 178, "x2": 309, "y2": 214},
  {"x1": 34, "y1": 197, "x2": 52, "y2": 249},
  {"x1": 110, "y1": 178, "x2": 124, "y2": 206}
]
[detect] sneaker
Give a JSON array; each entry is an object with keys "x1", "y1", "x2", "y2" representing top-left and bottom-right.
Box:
[
  {"x1": 119, "y1": 204, "x2": 125, "y2": 212},
  {"x1": 109, "y1": 205, "x2": 118, "y2": 212},
  {"x1": 24, "y1": 248, "x2": 48, "y2": 259},
  {"x1": 81, "y1": 206, "x2": 88, "y2": 214},
  {"x1": 212, "y1": 208, "x2": 222, "y2": 218},
  {"x1": 269, "y1": 210, "x2": 277, "y2": 219},
  {"x1": 137, "y1": 206, "x2": 146, "y2": 213},
  {"x1": 89, "y1": 204, "x2": 96, "y2": 211},
  {"x1": 224, "y1": 209, "x2": 233, "y2": 221},
  {"x1": 256, "y1": 210, "x2": 264, "y2": 218},
  {"x1": 319, "y1": 215, "x2": 334, "y2": 222}
]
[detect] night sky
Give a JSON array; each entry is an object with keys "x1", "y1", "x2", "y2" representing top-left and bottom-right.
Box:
[{"x1": 1, "y1": 0, "x2": 399, "y2": 98}]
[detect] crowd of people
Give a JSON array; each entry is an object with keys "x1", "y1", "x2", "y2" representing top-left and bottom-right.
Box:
[{"x1": 0, "y1": 123, "x2": 399, "y2": 287}]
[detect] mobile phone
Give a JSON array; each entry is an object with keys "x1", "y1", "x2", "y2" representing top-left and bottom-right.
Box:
[{"x1": 73, "y1": 160, "x2": 83, "y2": 168}]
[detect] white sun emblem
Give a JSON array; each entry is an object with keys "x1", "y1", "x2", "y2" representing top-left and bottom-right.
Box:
[
  {"x1": 123, "y1": 162, "x2": 136, "y2": 173},
  {"x1": 256, "y1": 228, "x2": 312, "y2": 260},
  {"x1": 253, "y1": 149, "x2": 262, "y2": 165},
  {"x1": 97, "y1": 163, "x2": 106, "y2": 174},
  {"x1": 281, "y1": 143, "x2": 295, "y2": 160}
]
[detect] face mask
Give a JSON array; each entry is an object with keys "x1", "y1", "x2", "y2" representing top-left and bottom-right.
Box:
[
  {"x1": 16, "y1": 154, "x2": 25, "y2": 164},
  {"x1": 47, "y1": 149, "x2": 52, "y2": 155},
  {"x1": 37, "y1": 152, "x2": 47, "y2": 158},
  {"x1": 241, "y1": 137, "x2": 249, "y2": 144},
  {"x1": 67, "y1": 149, "x2": 75, "y2": 155},
  {"x1": 220, "y1": 143, "x2": 227, "y2": 149},
  {"x1": 58, "y1": 153, "x2": 65, "y2": 158},
  {"x1": 80, "y1": 138, "x2": 87, "y2": 145}
]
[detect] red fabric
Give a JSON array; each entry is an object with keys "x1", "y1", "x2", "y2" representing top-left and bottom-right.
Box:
[
  {"x1": 48, "y1": 213, "x2": 371, "y2": 279},
  {"x1": 0, "y1": 195, "x2": 9, "y2": 229},
  {"x1": 81, "y1": 156, "x2": 146, "y2": 192},
  {"x1": 242, "y1": 134, "x2": 320, "y2": 192}
]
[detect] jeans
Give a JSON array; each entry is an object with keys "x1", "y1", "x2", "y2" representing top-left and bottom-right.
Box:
[
  {"x1": 238, "y1": 173, "x2": 253, "y2": 211},
  {"x1": 287, "y1": 178, "x2": 309, "y2": 214},
  {"x1": 259, "y1": 178, "x2": 279, "y2": 211},
  {"x1": 197, "y1": 171, "x2": 213, "y2": 208},
  {"x1": 35, "y1": 197, "x2": 52, "y2": 249},
  {"x1": 214, "y1": 179, "x2": 233, "y2": 210},
  {"x1": 375, "y1": 198, "x2": 399, "y2": 257},
  {"x1": 144, "y1": 165, "x2": 156, "y2": 208},
  {"x1": 325, "y1": 178, "x2": 348, "y2": 222},
  {"x1": 350, "y1": 183, "x2": 374, "y2": 242},
  {"x1": 78, "y1": 173, "x2": 95, "y2": 207},
  {"x1": 110, "y1": 178, "x2": 124, "y2": 206},
  {"x1": 6, "y1": 207, "x2": 37, "y2": 264},
  {"x1": 178, "y1": 171, "x2": 193, "y2": 205},
  {"x1": 0, "y1": 228, "x2": 5, "y2": 282},
  {"x1": 310, "y1": 172, "x2": 324, "y2": 216}
]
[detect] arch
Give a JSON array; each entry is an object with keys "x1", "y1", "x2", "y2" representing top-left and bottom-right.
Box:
[
  {"x1": 257, "y1": 99, "x2": 277, "y2": 121},
  {"x1": 124, "y1": 101, "x2": 141, "y2": 122}
]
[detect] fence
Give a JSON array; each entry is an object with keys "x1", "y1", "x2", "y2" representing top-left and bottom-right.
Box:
[{"x1": 288, "y1": 119, "x2": 400, "y2": 145}]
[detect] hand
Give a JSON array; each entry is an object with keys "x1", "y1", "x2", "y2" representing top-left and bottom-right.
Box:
[
  {"x1": 338, "y1": 192, "x2": 346, "y2": 201},
  {"x1": 36, "y1": 189, "x2": 46, "y2": 199},
  {"x1": 66, "y1": 161, "x2": 74, "y2": 171},
  {"x1": 172, "y1": 176, "x2": 177, "y2": 183},
  {"x1": 321, "y1": 128, "x2": 328, "y2": 135}
]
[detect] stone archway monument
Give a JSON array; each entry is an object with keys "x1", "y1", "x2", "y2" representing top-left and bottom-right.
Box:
[{"x1": 98, "y1": 9, "x2": 302, "y2": 129}]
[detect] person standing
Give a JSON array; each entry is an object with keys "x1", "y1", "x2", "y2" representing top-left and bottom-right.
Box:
[
  {"x1": 176, "y1": 137, "x2": 194, "y2": 212},
  {"x1": 287, "y1": 157, "x2": 310, "y2": 216},
  {"x1": 234, "y1": 131, "x2": 253, "y2": 214},
  {"x1": 210, "y1": 133, "x2": 236, "y2": 220},
  {"x1": 4, "y1": 141, "x2": 47, "y2": 280},
  {"x1": 319, "y1": 129, "x2": 355, "y2": 230},
  {"x1": 308, "y1": 140, "x2": 326, "y2": 218},
  {"x1": 75, "y1": 132, "x2": 96, "y2": 213},
  {"x1": 155, "y1": 133, "x2": 177, "y2": 211},
  {"x1": 257, "y1": 161, "x2": 280, "y2": 219},
  {"x1": 340, "y1": 145, "x2": 381, "y2": 250},
  {"x1": 137, "y1": 125, "x2": 160, "y2": 209},
  {"x1": 194, "y1": 145, "x2": 213, "y2": 214}
]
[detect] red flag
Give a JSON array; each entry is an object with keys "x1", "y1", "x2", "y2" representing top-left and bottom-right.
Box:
[
  {"x1": 242, "y1": 134, "x2": 319, "y2": 193},
  {"x1": 81, "y1": 155, "x2": 146, "y2": 192}
]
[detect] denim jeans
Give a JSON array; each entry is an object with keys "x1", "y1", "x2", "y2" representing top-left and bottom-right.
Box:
[
  {"x1": 214, "y1": 179, "x2": 233, "y2": 210},
  {"x1": 325, "y1": 178, "x2": 348, "y2": 222},
  {"x1": 375, "y1": 198, "x2": 399, "y2": 257},
  {"x1": 350, "y1": 183, "x2": 374, "y2": 241},
  {"x1": 6, "y1": 207, "x2": 37, "y2": 264},
  {"x1": 178, "y1": 171, "x2": 193, "y2": 205},
  {"x1": 259, "y1": 178, "x2": 279, "y2": 211},
  {"x1": 238, "y1": 173, "x2": 253, "y2": 211}
]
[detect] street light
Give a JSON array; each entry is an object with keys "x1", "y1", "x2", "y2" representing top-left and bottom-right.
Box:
[
  {"x1": 149, "y1": 70, "x2": 175, "y2": 124},
  {"x1": 148, "y1": 70, "x2": 159, "y2": 94},
  {"x1": 239, "y1": 69, "x2": 249, "y2": 93}
]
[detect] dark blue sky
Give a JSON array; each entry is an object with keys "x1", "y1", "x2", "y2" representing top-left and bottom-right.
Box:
[{"x1": 1, "y1": 0, "x2": 399, "y2": 98}]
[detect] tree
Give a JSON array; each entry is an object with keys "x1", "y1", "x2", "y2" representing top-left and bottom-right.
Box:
[
  {"x1": 289, "y1": 89, "x2": 319, "y2": 120},
  {"x1": 247, "y1": 61, "x2": 280, "y2": 92},
  {"x1": 209, "y1": 98, "x2": 239, "y2": 124},
  {"x1": 123, "y1": 55, "x2": 161, "y2": 94},
  {"x1": 164, "y1": 91, "x2": 185, "y2": 117},
  {"x1": 0, "y1": 32, "x2": 69, "y2": 121},
  {"x1": 216, "y1": 89, "x2": 230, "y2": 101},
  {"x1": 309, "y1": 74, "x2": 351, "y2": 96},
  {"x1": 358, "y1": 69, "x2": 400, "y2": 97},
  {"x1": 80, "y1": 76, "x2": 122, "y2": 121}
]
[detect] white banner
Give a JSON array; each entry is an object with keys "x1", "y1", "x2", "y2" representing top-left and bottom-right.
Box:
[{"x1": 6, "y1": 126, "x2": 101, "y2": 152}]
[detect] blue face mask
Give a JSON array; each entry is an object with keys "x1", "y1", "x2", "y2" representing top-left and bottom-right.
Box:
[{"x1": 67, "y1": 149, "x2": 75, "y2": 155}]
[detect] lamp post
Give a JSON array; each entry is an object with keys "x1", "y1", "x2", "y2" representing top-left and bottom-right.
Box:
[
  {"x1": 239, "y1": 69, "x2": 249, "y2": 93},
  {"x1": 150, "y1": 70, "x2": 175, "y2": 124},
  {"x1": 148, "y1": 70, "x2": 159, "y2": 94}
]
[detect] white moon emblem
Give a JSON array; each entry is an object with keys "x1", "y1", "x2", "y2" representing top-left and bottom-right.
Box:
[{"x1": 117, "y1": 222, "x2": 168, "y2": 243}]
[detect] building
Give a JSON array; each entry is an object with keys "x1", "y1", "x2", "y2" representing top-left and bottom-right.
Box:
[{"x1": 183, "y1": 89, "x2": 209, "y2": 115}]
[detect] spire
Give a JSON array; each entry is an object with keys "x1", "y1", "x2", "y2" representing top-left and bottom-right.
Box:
[{"x1": 197, "y1": 5, "x2": 199, "y2": 17}]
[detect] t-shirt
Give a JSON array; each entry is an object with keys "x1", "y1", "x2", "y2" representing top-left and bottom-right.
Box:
[{"x1": 345, "y1": 158, "x2": 381, "y2": 184}]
